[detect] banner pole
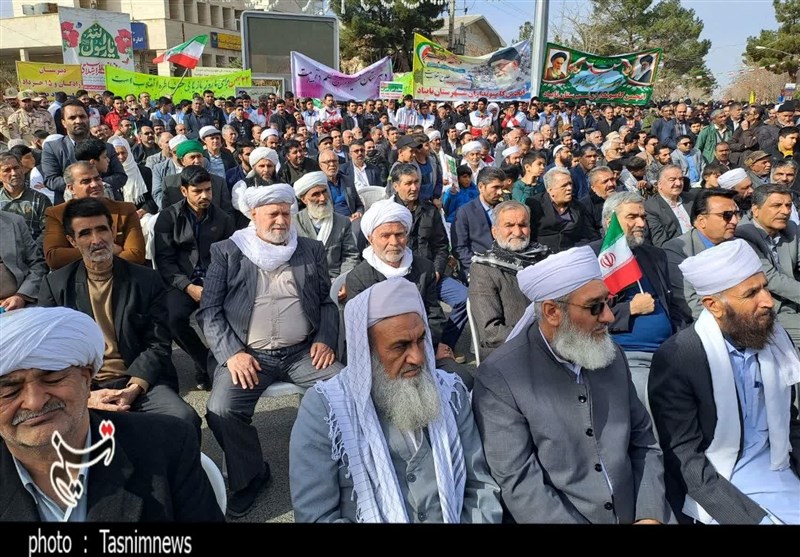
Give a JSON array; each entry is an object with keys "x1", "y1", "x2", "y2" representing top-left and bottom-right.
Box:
[
  {"x1": 530, "y1": 0, "x2": 550, "y2": 99},
  {"x1": 168, "y1": 67, "x2": 190, "y2": 100}
]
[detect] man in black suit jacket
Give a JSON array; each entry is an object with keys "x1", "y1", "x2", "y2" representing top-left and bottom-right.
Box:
[
  {"x1": 645, "y1": 164, "x2": 693, "y2": 247},
  {"x1": 589, "y1": 191, "x2": 676, "y2": 408},
  {"x1": 340, "y1": 139, "x2": 386, "y2": 188},
  {"x1": 452, "y1": 167, "x2": 506, "y2": 274},
  {"x1": 154, "y1": 166, "x2": 235, "y2": 391},
  {"x1": 198, "y1": 183, "x2": 342, "y2": 518},
  {"x1": 0, "y1": 306, "x2": 223, "y2": 522},
  {"x1": 38, "y1": 198, "x2": 200, "y2": 434},
  {"x1": 41, "y1": 100, "x2": 127, "y2": 204},
  {"x1": 341, "y1": 100, "x2": 366, "y2": 134}
]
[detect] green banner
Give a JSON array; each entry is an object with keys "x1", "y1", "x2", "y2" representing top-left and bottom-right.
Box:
[
  {"x1": 105, "y1": 66, "x2": 252, "y2": 101},
  {"x1": 539, "y1": 43, "x2": 661, "y2": 105}
]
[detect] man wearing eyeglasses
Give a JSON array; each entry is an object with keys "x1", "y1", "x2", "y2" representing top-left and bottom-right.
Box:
[
  {"x1": 662, "y1": 188, "x2": 741, "y2": 328},
  {"x1": 590, "y1": 191, "x2": 677, "y2": 408},
  {"x1": 131, "y1": 126, "x2": 159, "y2": 165},
  {"x1": 670, "y1": 134, "x2": 705, "y2": 189},
  {"x1": 735, "y1": 184, "x2": 800, "y2": 346},
  {"x1": 646, "y1": 164, "x2": 694, "y2": 248},
  {"x1": 473, "y1": 244, "x2": 673, "y2": 524}
]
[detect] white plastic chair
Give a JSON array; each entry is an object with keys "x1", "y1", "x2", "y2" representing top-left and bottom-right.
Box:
[
  {"x1": 466, "y1": 298, "x2": 481, "y2": 366},
  {"x1": 357, "y1": 186, "x2": 387, "y2": 210},
  {"x1": 200, "y1": 452, "x2": 227, "y2": 515}
]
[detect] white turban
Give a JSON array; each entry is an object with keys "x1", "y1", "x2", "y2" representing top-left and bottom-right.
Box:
[
  {"x1": 487, "y1": 102, "x2": 500, "y2": 118},
  {"x1": 168, "y1": 134, "x2": 187, "y2": 151},
  {"x1": 679, "y1": 239, "x2": 763, "y2": 296},
  {"x1": 0, "y1": 307, "x2": 104, "y2": 376},
  {"x1": 506, "y1": 246, "x2": 603, "y2": 341},
  {"x1": 462, "y1": 141, "x2": 483, "y2": 154},
  {"x1": 366, "y1": 278, "x2": 426, "y2": 327},
  {"x1": 426, "y1": 130, "x2": 441, "y2": 141},
  {"x1": 249, "y1": 146, "x2": 279, "y2": 168},
  {"x1": 242, "y1": 183, "x2": 296, "y2": 211},
  {"x1": 502, "y1": 146, "x2": 520, "y2": 158},
  {"x1": 360, "y1": 199, "x2": 413, "y2": 238},
  {"x1": 260, "y1": 128, "x2": 280, "y2": 141},
  {"x1": 718, "y1": 168, "x2": 748, "y2": 190},
  {"x1": 293, "y1": 171, "x2": 328, "y2": 199},
  {"x1": 455, "y1": 122, "x2": 466, "y2": 131}
]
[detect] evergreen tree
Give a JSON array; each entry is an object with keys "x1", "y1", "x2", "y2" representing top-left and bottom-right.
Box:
[{"x1": 745, "y1": 0, "x2": 800, "y2": 83}]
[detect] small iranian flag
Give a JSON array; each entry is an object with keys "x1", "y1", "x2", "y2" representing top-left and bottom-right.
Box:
[
  {"x1": 152, "y1": 35, "x2": 208, "y2": 69},
  {"x1": 598, "y1": 212, "x2": 642, "y2": 295}
]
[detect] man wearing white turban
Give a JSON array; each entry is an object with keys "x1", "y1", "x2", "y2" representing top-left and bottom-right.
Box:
[
  {"x1": 717, "y1": 167, "x2": 754, "y2": 212},
  {"x1": 473, "y1": 245, "x2": 673, "y2": 524},
  {"x1": 650, "y1": 239, "x2": 800, "y2": 525},
  {"x1": 0, "y1": 306, "x2": 224, "y2": 522},
  {"x1": 230, "y1": 146, "x2": 280, "y2": 227},
  {"x1": 289, "y1": 279, "x2": 502, "y2": 523},
  {"x1": 292, "y1": 171, "x2": 359, "y2": 283},
  {"x1": 198, "y1": 182, "x2": 343, "y2": 518}
]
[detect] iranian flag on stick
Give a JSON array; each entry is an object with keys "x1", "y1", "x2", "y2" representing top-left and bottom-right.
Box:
[
  {"x1": 152, "y1": 35, "x2": 208, "y2": 69},
  {"x1": 598, "y1": 212, "x2": 642, "y2": 295}
]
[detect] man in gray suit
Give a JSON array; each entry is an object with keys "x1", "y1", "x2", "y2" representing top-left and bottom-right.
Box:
[
  {"x1": 198, "y1": 183, "x2": 343, "y2": 518},
  {"x1": 662, "y1": 188, "x2": 740, "y2": 328},
  {"x1": 40, "y1": 100, "x2": 126, "y2": 204},
  {"x1": 735, "y1": 184, "x2": 800, "y2": 346},
  {"x1": 292, "y1": 171, "x2": 359, "y2": 287},
  {"x1": 0, "y1": 211, "x2": 47, "y2": 311},
  {"x1": 473, "y1": 245, "x2": 672, "y2": 524},
  {"x1": 290, "y1": 279, "x2": 502, "y2": 523},
  {"x1": 468, "y1": 200, "x2": 548, "y2": 360},
  {"x1": 644, "y1": 164, "x2": 693, "y2": 247}
]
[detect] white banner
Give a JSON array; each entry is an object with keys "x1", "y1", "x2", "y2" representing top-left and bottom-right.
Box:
[
  {"x1": 291, "y1": 52, "x2": 392, "y2": 101},
  {"x1": 60, "y1": 7, "x2": 134, "y2": 92}
]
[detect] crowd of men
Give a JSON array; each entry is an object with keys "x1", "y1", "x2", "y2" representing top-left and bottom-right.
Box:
[{"x1": 0, "y1": 83, "x2": 798, "y2": 524}]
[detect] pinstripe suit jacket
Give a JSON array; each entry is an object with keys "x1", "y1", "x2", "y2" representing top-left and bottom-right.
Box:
[
  {"x1": 473, "y1": 322, "x2": 673, "y2": 524},
  {"x1": 197, "y1": 236, "x2": 337, "y2": 366}
]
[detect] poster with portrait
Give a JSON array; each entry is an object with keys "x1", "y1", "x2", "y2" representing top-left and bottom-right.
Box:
[
  {"x1": 412, "y1": 34, "x2": 532, "y2": 101},
  {"x1": 539, "y1": 43, "x2": 661, "y2": 105},
  {"x1": 59, "y1": 7, "x2": 135, "y2": 93}
]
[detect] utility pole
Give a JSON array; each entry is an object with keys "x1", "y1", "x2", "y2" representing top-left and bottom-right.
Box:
[
  {"x1": 447, "y1": 0, "x2": 456, "y2": 51},
  {"x1": 530, "y1": 0, "x2": 549, "y2": 99}
]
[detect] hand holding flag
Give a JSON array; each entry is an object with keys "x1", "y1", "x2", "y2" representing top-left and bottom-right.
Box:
[
  {"x1": 597, "y1": 212, "x2": 642, "y2": 295},
  {"x1": 152, "y1": 35, "x2": 208, "y2": 69}
]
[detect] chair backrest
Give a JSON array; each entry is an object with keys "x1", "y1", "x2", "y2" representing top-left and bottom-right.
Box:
[
  {"x1": 200, "y1": 452, "x2": 226, "y2": 515},
  {"x1": 357, "y1": 186, "x2": 387, "y2": 210},
  {"x1": 466, "y1": 298, "x2": 481, "y2": 366}
]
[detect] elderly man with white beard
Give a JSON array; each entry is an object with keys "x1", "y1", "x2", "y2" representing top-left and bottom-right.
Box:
[
  {"x1": 199, "y1": 183, "x2": 343, "y2": 518},
  {"x1": 472, "y1": 245, "x2": 673, "y2": 524},
  {"x1": 468, "y1": 200, "x2": 549, "y2": 360},
  {"x1": 649, "y1": 239, "x2": 800, "y2": 524},
  {"x1": 292, "y1": 171, "x2": 360, "y2": 284},
  {"x1": 289, "y1": 278, "x2": 502, "y2": 523}
]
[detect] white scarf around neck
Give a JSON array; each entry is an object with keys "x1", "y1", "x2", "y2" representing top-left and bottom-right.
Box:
[
  {"x1": 685, "y1": 309, "x2": 800, "y2": 523},
  {"x1": 230, "y1": 225, "x2": 298, "y2": 272},
  {"x1": 363, "y1": 246, "x2": 413, "y2": 278},
  {"x1": 311, "y1": 213, "x2": 333, "y2": 246}
]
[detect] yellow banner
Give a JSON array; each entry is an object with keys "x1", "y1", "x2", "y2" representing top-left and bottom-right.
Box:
[
  {"x1": 16, "y1": 61, "x2": 84, "y2": 95},
  {"x1": 105, "y1": 66, "x2": 252, "y2": 101}
]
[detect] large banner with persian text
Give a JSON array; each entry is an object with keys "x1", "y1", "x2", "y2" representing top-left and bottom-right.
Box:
[
  {"x1": 291, "y1": 52, "x2": 392, "y2": 101},
  {"x1": 17, "y1": 62, "x2": 83, "y2": 95},
  {"x1": 59, "y1": 7, "x2": 134, "y2": 92},
  {"x1": 412, "y1": 34, "x2": 532, "y2": 101},
  {"x1": 539, "y1": 43, "x2": 661, "y2": 105},
  {"x1": 105, "y1": 66, "x2": 252, "y2": 101}
]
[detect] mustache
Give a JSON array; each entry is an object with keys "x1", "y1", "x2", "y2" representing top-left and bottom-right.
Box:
[{"x1": 12, "y1": 399, "x2": 66, "y2": 426}]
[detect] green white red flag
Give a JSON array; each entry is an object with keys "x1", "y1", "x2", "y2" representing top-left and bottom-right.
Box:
[
  {"x1": 598, "y1": 212, "x2": 642, "y2": 295},
  {"x1": 152, "y1": 35, "x2": 208, "y2": 69}
]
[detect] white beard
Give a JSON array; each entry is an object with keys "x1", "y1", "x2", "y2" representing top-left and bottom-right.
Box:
[
  {"x1": 307, "y1": 201, "x2": 333, "y2": 221},
  {"x1": 370, "y1": 353, "x2": 441, "y2": 433},
  {"x1": 552, "y1": 313, "x2": 617, "y2": 371}
]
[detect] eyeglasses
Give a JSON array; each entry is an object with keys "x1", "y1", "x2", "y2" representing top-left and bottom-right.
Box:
[
  {"x1": 703, "y1": 210, "x2": 742, "y2": 222},
  {"x1": 679, "y1": 141, "x2": 691, "y2": 146},
  {"x1": 565, "y1": 299, "x2": 610, "y2": 316}
]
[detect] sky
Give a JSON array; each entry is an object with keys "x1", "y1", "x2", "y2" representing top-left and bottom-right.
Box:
[{"x1": 0, "y1": 0, "x2": 780, "y2": 91}]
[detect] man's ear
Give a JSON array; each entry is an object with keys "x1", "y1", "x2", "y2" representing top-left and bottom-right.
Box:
[
  {"x1": 701, "y1": 294, "x2": 725, "y2": 319},
  {"x1": 541, "y1": 299, "x2": 564, "y2": 328},
  {"x1": 66, "y1": 234, "x2": 78, "y2": 249}
]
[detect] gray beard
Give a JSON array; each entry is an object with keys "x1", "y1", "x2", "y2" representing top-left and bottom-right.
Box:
[
  {"x1": 496, "y1": 235, "x2": 530, "y2": 252},
  {"x1": 552, "y1": 312, "x2": 617, "y2": 370},
  {"x1": 307, "y1": 201, "x2": 333, "y2": 221},
  {"x1": 370, "y1": 352, "x2": 441, "y2": 433}
]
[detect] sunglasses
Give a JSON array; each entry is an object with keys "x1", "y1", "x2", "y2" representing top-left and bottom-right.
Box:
[
  {"x1": 566, "y1": 299, "x2": 610, "y2": 316},
  {"x1": 704, "y1": 210, "x2": 742, "y2": 222}
]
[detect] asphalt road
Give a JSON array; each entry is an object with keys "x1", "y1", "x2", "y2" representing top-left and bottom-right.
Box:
[{"x1": 175, "y1": 316, "x2": 477, "y2": 523}]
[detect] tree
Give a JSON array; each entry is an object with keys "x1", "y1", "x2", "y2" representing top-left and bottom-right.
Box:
[
  {"x1": 561, "y1": 0, "x2": 715, "y2": 97},
  {"x1": 514, "y1": 21, "x2": 534, "y2": 44},
  {"x1": 724, "y1": 66, "x2": 791, "y2": 102},
  {"x1": 744, "y1": 0, "x2": 800, "y2": 83},
  {"x1": 332, "y1": 0, "x2": 446, "y2": 72}
]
